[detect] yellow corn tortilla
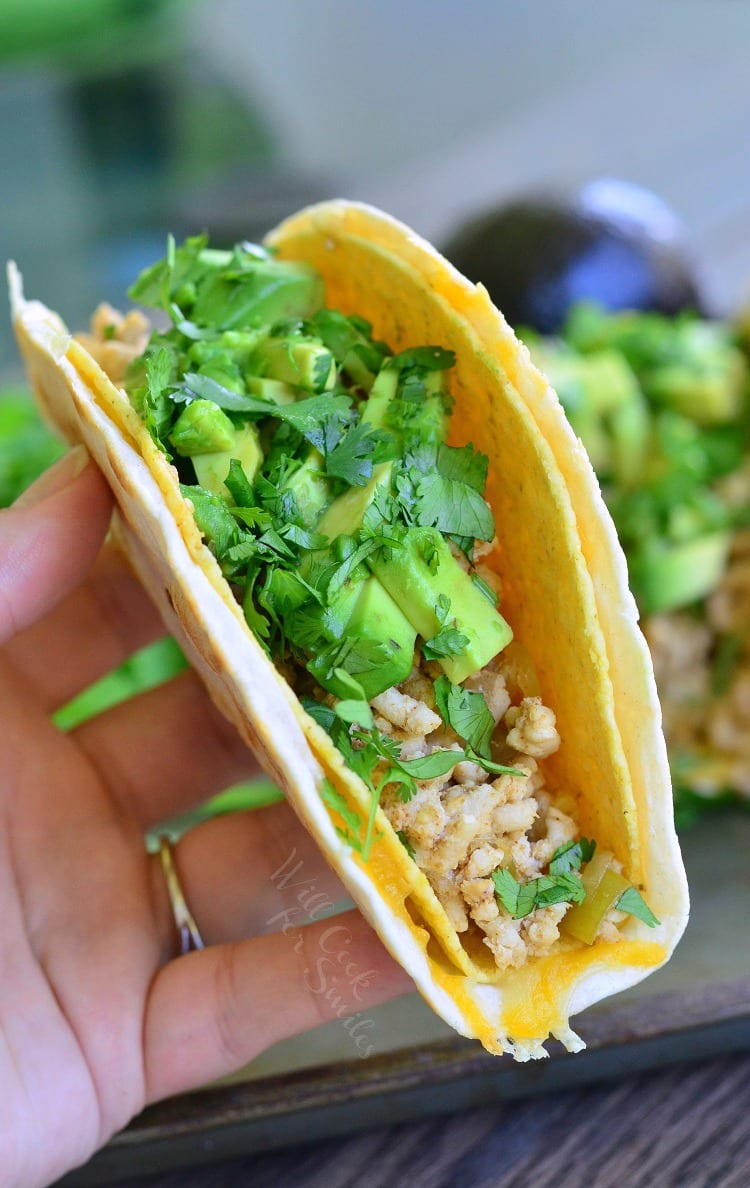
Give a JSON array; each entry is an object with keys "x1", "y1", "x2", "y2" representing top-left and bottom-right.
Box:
[{"x1": 9, "y1": 201, "x2": 689, "y2": 1059}]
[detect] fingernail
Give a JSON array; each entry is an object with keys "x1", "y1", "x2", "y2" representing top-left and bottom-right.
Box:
[{"x1": 15, "y1": 444, "x2": 90, "y2": 509}]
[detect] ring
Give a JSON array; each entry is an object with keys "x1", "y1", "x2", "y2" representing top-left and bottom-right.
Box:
[{"x1": 158, "y1": 835, "x2": 205, "y2": 955}]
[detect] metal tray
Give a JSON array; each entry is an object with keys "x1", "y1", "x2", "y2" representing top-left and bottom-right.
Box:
[{"x1": 59, "y1": 808, "x2": 750, "y2": 1186}]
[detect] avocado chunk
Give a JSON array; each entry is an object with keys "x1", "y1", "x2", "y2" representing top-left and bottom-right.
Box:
[
  {"x1": 245, "y1": 376, "x2": 298, "y2": 406},
  {"x1": 170, "y1": 399, "x2": 235, "y2": 457},
  {"x1": 285, "y1": 450, "x2": 332, "y2": 527},
  {"x1": 306, "y1": 576, "x2": 417, "y2": 700},
  {"x1": 530, "y1": 344, "x2": 649, "y2": 485},
  {"x1": 341, "y1": 577, "x2": 417, "y2": 697},
  {"x1": 309, "y1": 308, "x2": 388, "y2": 391},
  {"x1": 316, "y1": 463, "x2": 392, "y2": 539},
  {"x1": 250, "y1": 335, "x2": 336, "y2": 393},
  {"x1": 368, "y1": 528, "x2": 513, "y2": 683},
  {"x1": 628, "y1": 530, "x2": 731, "y2": 616},
  {"x1": 193, "y1": 424, "x2": 264, "y2": 499},
  {"x1": 362, "y1": 364, "x2": 449, "y2": 444},
  {"x1": 360, "y1": 366, "x2": 398, "y2": 429},
  {"x1": 318, "y1": 466, "x2": 511, "y2": 681}
]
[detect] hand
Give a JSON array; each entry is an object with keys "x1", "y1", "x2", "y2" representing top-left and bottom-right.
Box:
[{"x1": 0, "y1": 448, "x2": 411, "y2": 1188}]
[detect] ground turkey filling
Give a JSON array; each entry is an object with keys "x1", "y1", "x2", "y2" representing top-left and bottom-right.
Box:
[{"x1": 367, "y1": 650, "x2": 623, "y2": 972}]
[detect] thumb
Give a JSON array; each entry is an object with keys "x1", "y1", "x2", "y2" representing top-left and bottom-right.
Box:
[{"x1": 0, "y1": 446, "x2": 113, "y2": 644}]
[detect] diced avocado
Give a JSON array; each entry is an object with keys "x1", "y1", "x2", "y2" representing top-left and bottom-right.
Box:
[
  {"x1": 360, "y1": 366, "x2": 398, "y2": 429},
  {"x1": 368, "y1": 528, "x2": 512, "y2": 682},
  {"x1": 197, "y1": 360, "x2": 245, "y2": 394},
  {"x1": 342, "y1": 577, "x2": 417, "y2": 697},
  {"x1": 316, "y1": 465, "x2": 509, "y2": 680},
  {"x1": 251, "y1": 336, "x2": 336, "y2": 393},
  {"x1": 193, "y1": 424, "x2": 264, "y2": 499},
  {"x1": 285, "y1": 450, "x2": 332, "y2": 527},
  {"x1": 362, "y1": 364, "x2": 449, "y2": 443},
  {"x1": 628, "y1": 530, "x2": 731, "y2": 616},
  {"x1": 646, "y1": 352, "x2": 746, "y2": 425},
  {"x1": 306, "y1": 575, "x2": 417, "y2": 700},
  {"x1": 608, "y1": 397, "x2": 650, "y2": 488},
  {"x1": 170, "y1": 399, "x2": 235, "y2": 457},
  {"x1": 309, "y1": 308, "x2": 387, "y2": 391},
  {"x1": 316, "y1": 463, "x2": 392, "y2": 539},
  {"x1": 530, "y1": 344, "x2": 649, "y2": 485},
  {"x1": 245, "y1": 376, "x2": 298, "y2": 406},
  {"x1": 190, "y1": 260, "x2": 324, "y2": 330}
]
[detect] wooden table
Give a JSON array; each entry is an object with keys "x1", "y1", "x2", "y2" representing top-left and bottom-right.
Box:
[{"x1": 103, "y1": 1052, "x2": 750, "y2": 1188}]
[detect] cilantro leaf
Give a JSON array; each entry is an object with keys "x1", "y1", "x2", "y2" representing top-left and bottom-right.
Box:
[
  {"x1": 396, "y1": 830, "x2": 416, "y2": 860},
  {"x1": 492, "y1": 867, "x2": 586, "y2": 919},
  {"x1": 312, "y1": 349, "x2": 335, "y2": 393},
  {"x1": 324, "y1": 420, "x2": 387, "y2": 488},
  {"x1": 177, "y1": 373, "x2": 353, "y2": 445},
  {"x1": 422, "y1": 628, "x2": 470, "y2": 660},
  {"x1": 462, "y1": 748, "x2": 528, "y2": 777},
  {"x1": 422, "y1": 597, "x2": 470, "y2": 660},
  {"x1": 385, "y1": 346, "x2": 455, "y2": 373},
  {"x1": 492, "y1": 868, "x2": 523, "y2": 916},
  {"x1": 129, "y1": 346, "x2": 177, "y2": 453},
  {"x1": 301, "y1": 697, "x2": 337, "y2": 734},
  {"x1": 320, "y1": 778, "x2": 364, "y2": 853},
  {"x1": 549, "y1": 838, "x2": 596, "y2": 877},
  {"x1": 433, "y1": 676, "x2": 495, "y2": 758},
  {"x1": 414, "y1": 472, "x2": 494, "y2": 541},
  {"x1": 436, "y1": 443, "x2": 489, "y2": 492},
  {"x1": 128, "y1": 233, "x2": 209, "y2": 308},
  {"x1": 616, "y1": 887, "x2": 660, "y2": 927},
  {"x1": 472, "y1": 573, "x2": 499, "y2": 606},
  {"x1": 334, "y1": 700, "x2": 375, "y2": 728},
  {"x1": 279, "y1": 524, "x2": 329, "y2": 550},
  {"x1": 179, "y1": 483, "x2": 241, "y2": 559},
  {"x1": 394, "y1": 751, "x2": 464, "y2": 780},
  {"x1": 309, "y1": 308, "x2": 389, "y2": 388},
  {"x1": 224, "y1": 458, "x2": 256, "y2": 507}
]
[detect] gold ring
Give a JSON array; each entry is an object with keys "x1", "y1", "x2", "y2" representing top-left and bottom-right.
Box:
[{"x1": 158, "y1": 835, "x2": 205, "y2": 955}]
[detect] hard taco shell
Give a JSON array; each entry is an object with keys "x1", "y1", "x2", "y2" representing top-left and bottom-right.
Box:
[{"x1": 9, "y1": 201, "x2": 688, "y2": 1059}]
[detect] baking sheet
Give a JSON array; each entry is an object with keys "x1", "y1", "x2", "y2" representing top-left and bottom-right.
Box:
[{"x1": 58, "y1": 807, "x2": 750, "y2": 1186}]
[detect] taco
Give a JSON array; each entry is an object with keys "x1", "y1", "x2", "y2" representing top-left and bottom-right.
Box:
[{"x1": 9, "y1": 201, "x2": 688, "y2": 1059}]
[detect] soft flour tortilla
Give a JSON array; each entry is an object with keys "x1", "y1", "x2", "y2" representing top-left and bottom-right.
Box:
[{"x1": 9, "y1": 201, "x2": 689, "y2": 1058}]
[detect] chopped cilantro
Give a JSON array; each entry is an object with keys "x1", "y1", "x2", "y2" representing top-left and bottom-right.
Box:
[
  {"x1": 396, "y1": 830, "x2": 416, "y2": 860},
  {"x1": 422, "y1": 594, "x2": 470, "y2": 660},
  {"x1": 435, "y1": 442, "x2": 489, "y2": 492},
  {"x1": 324, "y1": 420, "x2": 390, "y2": 488},
  {"x1": 320, "y1": 779, "x2": 364, "y2": 853},
  {"x1": 433, "y1": 675, "x2": 495, "y2": 758},
  {"x1": 616, "y1": 886, "x2": 660, "y2": 927},
  {"x1": 224, "y1": 458, "x2": 255, "y2": 507},
  {"x1": 334, "y1": 699, "x2": 374, "y2": 728},
  {"x1": 414, "y1": 472, "x2": 494, "y2": 541},
  {"x1": 384, "y1": 346, "x2": 455, "y2": 373},
  {"x1": 492, "y1": 866, "x2": 586, "y2": 919},
  {"x1": 179, "y1": 483, "x2": 241, "y2": 559},
  {"x1": 301, "y1": 697, "x2": 336, "y2": 733},
  {"x1": 472, "y1": 573, "x2": 499, "y2": 606},
  {"x1": 549, "y1": 838, "x2": 596, "y2": 876}
]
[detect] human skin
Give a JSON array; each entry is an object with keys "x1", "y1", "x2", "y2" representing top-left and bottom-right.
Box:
[{"x1": 0, "y1": 447, "x2": 411, "y2": 1188}]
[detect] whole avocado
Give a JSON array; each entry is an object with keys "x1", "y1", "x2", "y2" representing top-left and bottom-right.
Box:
[{"x1": 441, "y1": 180, "x2": 705, "y2": 334}]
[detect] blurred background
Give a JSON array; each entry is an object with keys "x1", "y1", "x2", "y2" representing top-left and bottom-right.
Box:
[{"x1": 3, "y1": 0, "x2": 750, "y2": 368}]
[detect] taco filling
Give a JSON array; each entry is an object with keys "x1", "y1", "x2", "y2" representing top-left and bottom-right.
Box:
[{"x1": 76, "y1": 237, "x2": 659, "y2": 972}]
